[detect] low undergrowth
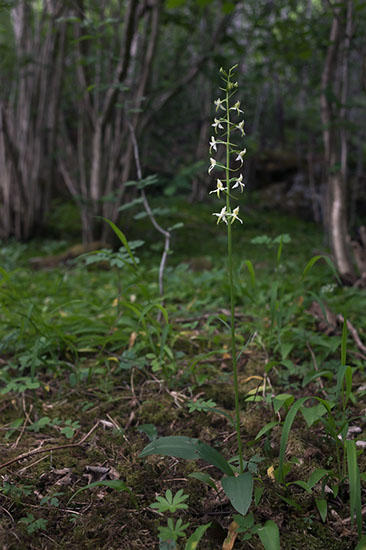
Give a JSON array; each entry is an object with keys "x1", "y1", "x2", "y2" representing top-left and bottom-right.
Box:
[{"x1": 0, "y1": 202, "x2": 365, "y2": 549}]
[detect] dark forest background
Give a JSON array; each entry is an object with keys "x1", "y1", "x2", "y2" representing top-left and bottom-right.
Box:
[{"x1": 0, "y1": 0, "x2": 365, "y2": 283}]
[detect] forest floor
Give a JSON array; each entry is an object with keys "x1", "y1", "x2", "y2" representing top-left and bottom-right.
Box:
[{"x1": 0, "y1": 199, "x2": 365, "y2": 549}]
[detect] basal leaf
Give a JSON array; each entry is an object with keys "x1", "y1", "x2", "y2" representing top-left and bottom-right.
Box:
[
  {"x1": 139, "y1": 436, "x2": 200, "y2": 460},
  {"x1": 258, "y1": 520, "x2": 280, "y2": 550},
  {"x1": 315, "y1": 498, "x2": 327, "y2": 522},
  {"x1": 221, "y1": 472, "x2": 253, "y2": 515}
]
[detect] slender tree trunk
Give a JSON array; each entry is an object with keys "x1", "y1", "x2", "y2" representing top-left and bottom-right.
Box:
[{"x1": 320, "y1": 1, "x2": 356, "y2": 283}]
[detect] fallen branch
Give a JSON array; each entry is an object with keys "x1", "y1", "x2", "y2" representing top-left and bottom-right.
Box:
[
  {"x1": 337, "y1": 313, "x2": 366, "y2": 355},
  {"x1": 0, "y1": 421, "x2": 100, "y2": 471}
]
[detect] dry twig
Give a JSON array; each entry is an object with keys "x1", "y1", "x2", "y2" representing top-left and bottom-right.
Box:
[{"x1": 0, "y1": 421, "x2": 100, "y2": 471}]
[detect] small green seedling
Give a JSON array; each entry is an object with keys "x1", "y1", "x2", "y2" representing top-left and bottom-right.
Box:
[{"x1": 19, "y1": 513, "x2": 47, "y2": 534}]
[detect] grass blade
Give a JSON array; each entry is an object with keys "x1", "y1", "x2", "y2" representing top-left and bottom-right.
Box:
[
  {"x1": 278, "y1": 397, "x2": 308, "y2": 482},
  {"x1": 346, "y1": 440, "x2": 362, "y2": 538}
]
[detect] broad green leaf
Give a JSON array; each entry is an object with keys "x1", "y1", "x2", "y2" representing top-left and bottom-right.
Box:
[
  {"x1": 315, "y1": 498, "x2": 327, "y2": 522},
  {"x1": 346, "y1": 440, "x2": 362, "y2": 538},
  {"x1": 273, "y1": 394, "x2": 294, "y2": 415},
  {"x1": 255, "y1": 421, "x2": 278, "y2": 440},
  {"x1": 196, "y1": 440, "x2": 234, "y2": 476},
  {"x1": 308, "y1": 468, "x2": 329, "y2": 489},
  {"x1": 280, "y1": 341, "x2": 293, "y2": 360},
  {"x1": 288, "y1": 480, "x2": 312, "y2": 494},
  {"x1": 258, "y1": 520, "x2": 280, "y2": 550},
  {"x1": 221, "y1": 472, "x2": 253, "y2": 515},
  {"x1": 301, "y1": 404, "x2": 327, "y2": 427},
  {"x1": 233, "y1": 512, "x2": 254, "y2": 532},
  {"x1": 184, "y1": 523, "x2": 211, "y2": 550},
  {"x1": 140, "y1": 436, "x2": 200, "y2": 460},
  {"x1": 139, "y1": 436, "x2": 233, "y2": 476}
]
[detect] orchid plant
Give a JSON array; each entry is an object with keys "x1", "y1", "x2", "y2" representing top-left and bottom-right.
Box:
[
  {"x1": 208, "y1": 64, "x2": 246, "y2": 473},
  {"x1": 140, "y1": 66, "x2": 278, "y2": 548}
]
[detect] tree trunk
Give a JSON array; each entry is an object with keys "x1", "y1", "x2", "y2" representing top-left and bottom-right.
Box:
[
  {"x1": 320, "y1": 1, "x2": 357, "y2": 284},
  {"x1": 0, "y1": 1, "x2": 66, "y2": 240}
]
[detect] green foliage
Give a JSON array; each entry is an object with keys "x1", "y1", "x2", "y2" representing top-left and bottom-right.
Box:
[
  {"x1": 0, "y1": 201, "x2": 364, "y2": 547},
  {"x1": 18, "y1": 513, "x2": 47, "y2": 534},
  {"x1": 158, "y1": 517, "x2": 190, "y2": 543},
  {"x1": 150, "y1": 489, "x2": 189, "y2": 514}
]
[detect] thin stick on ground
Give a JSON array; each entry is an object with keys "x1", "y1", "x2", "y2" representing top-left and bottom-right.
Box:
[
  {"x1": 337, "y1": 313, "x2": 366, "y2": 355},
  {"x1": 0, "y1": 421, "x2": 101, "y2": 471},
  {"x1": 12, "y1": 403, "x2": 33, "y2": 450}
]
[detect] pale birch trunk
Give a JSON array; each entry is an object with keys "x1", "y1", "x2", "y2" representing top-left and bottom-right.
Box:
[
  {"x1": 0, "y1": 0, "x2": 65, "y2": 240},
  {"x1": 320, "y1": 1, "x2": 357, "y2": 284}
]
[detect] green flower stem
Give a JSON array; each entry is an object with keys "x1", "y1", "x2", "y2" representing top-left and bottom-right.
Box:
[{"x1": 225, "y1": 75, "x2": 244, "y2": 475}]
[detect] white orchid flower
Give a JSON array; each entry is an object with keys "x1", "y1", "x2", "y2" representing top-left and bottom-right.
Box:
[
  {"x1": 213, "y1": 206, "x2": 228, "y2": 225},
  {"x1": 212, "y1": 118, "x2": 224, "y2": 132},
  {"x1": 235, "y1": 148, "x2": 247, "y2": 165},
  {"x1": 230, "y1": 101, "x2": 244, "y2": 115},
  {"x1": 209, "y1": 179, "x2": 227, "y2": 198},
  {"x1": 232, "y1": 174, "x2": 245, "y2": 192},
  {"x1": 209, "y1": 136, "x2": 218, "y2": 153},
  {"x1": 208, "y1": 157, "x2": 217, "y2": 174},
  {"x1": 229, "y1": 206, "x2": 243, "y2": 224},
  {"x1": 214, "y1": 98, "x2": 225, "y2": 111},
  {"x1": 236, "y1": 120, "x2": 245, "y2": 136}
]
